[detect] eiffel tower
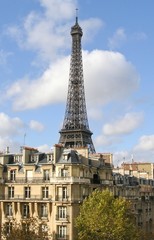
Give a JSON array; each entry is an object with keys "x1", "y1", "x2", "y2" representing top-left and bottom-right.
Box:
[{"x1": 59, "y1": 16, "x2": 95, "y2": 153}]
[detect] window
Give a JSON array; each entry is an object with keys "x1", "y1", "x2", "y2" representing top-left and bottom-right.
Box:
[
  {"x1": 60, "y1": 169, "x2": 67, "y2": 177},
  {"x1": 23, "y1": 204, "x2": 29, "y2": 218},
  {"x1": 58, "y1": 206, "x2": 67, "y2": 219},
  {"x1": 10, "y1": 170, "x2": 16, "y2": 181},
  {"x1": 63, "y1": 154, "x2": 68, "y2": 161},
  {"x1": 82, "y1": 187, "x2": 88, "y2": 198},
  {"x1": 31, "y1": 155, "x2": 35, "y2": 162},
  {"x1": 41, "y1": 204, "x2": 48, "y2": 218},
  {"x1": 22, "y1": 222, "x2": 30, "y2": 232},
  {"x1": 57, "y1": 187, "x2": 67, "y2": 201},
  {"x1": 48, "y1": 154, "x2": 53, "y2": 162},
  {"x1": 62, "y1": 187, "x2": 67, "y2": 199},
  {"x1": 43, "y1": 170, "x2": 50, "y2": 181},
  {"x1": 6, "y1": 222, "x2": 12, "y2": 234},
  {"x1": 26, "y1": 170, "x2": 33, "y2": 182},
  {"x1": 57, "y1": 225, "x2": 67, "y2": 239},
  {"x1": 14, "y1": 155, "x2": 22, "y2": 163},
  {"x1": 8, "y1": 187, "x2": 14, "y2": 198},
  {"x1": 42, "y1": 187, "x2": 49, "y2": 199},
  {"x1": 6, "y1": 204, "x2": 13, "y2": 217},
  {"x1": 24, "y1": 187, "x2": 31, "y2": 198}
]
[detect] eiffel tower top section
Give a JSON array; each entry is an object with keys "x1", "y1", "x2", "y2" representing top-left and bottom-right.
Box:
[{"x1": 59, "y1": 17, "x2": 95, "y2": 153}]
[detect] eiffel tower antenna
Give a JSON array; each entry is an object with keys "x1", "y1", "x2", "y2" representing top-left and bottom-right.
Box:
[
  {"x1": 59, "y1": 16, "x2": 95, "y2": 153},
  {"x1": 76, "y1": 8, "x2": 78, "y2": 23}
]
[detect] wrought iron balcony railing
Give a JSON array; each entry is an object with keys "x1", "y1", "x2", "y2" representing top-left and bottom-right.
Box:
[
  {"x1": 3, "y1": 176, "x2": 91, "y2": 184},
  {"x1": 0, "y1": 195, "x2": 52, "y2": 201},
  {"x1": 55, "y1": 234, "x2": 69, "y2": 240},
  {"x1": 56, "y1": 214, "x2": 69, "y2": 221}
]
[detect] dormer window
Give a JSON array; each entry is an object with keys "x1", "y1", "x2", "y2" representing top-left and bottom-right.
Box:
[
  {"x1": 48, "y1": 154, "x2": 53, "y2": 162},
  {"x1": 14, "y1": 155, "x2": 22, "y2": 163},
  {"x1": 63, "y1": 154, "x2": 68, "y2": 161},
  {"x1": 31, "y1": 155, "x2": 35, "y2": 162}
]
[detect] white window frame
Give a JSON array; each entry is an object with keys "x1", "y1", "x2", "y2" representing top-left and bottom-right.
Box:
[
  {"x1": 57, "y1": 225, "x2": 67, "y2": 238},
  {"x1": 62, "y1": 187, "x2": 67, "y2": 199},
  {"x1": 42, "y1": 186, "x2": 49, "y2": 199},
  {"x1": 25, "y1": 186, "x2": 31, "y2": 198},
  {"x1": 44, "y1": 169, "x2": 50, "y2": 181},
  {"x1": 6, "y1": 222, "x2": 12, "y2": 234},
  {"x1": 23, "y1": 204, "x2": 29, "y2": 218},
  {"x1": 10, "y1": 170, "x2": 16, "y2": 181},
  {"x1": 60, "y1": 169, "x2": 67, "y2": 177},
  {"x1": 58, "y1": 206, "x2": 67, "y2": 219},
  {"x1": 48, "y1": 154, "x2": 53, "y2": 162},
  {"x1": 41, "y1": 204, "x2": 48, "y2": 218},
  {"x1": 8, "y1": 186, "x2": 14, "y2": 198},
  {"x1": 58, "y1": 187, "x2": 67, "y2": 201},
  {"x1": 6, "y1": 203, "x2": 13, "y2": 217}
]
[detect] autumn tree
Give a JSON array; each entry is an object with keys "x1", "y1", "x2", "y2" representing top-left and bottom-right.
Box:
[
  {"x1": 75, "y1": 189, "x2": 141, "y2": 240},
  {"x1": 1, "y1": 217, "x2": 51, "y2": 240}
]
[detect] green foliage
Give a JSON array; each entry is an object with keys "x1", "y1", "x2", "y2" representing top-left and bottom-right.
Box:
[
  {"x1": 75, "y1": 189, "x2": 140, "y2": 240},
  {"x1": 1, "y1": 217, "x2": 51, "y2": 240}
]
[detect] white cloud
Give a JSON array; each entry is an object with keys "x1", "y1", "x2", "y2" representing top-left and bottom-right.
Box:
[
  {"x1": 6, "y1": 0, "x2": 102, "y2": 63},
  {"x1": 6, "y1": 50, "x2": 140, "y2": 111},
  {"x1": 0, "y1": 137, "x2": 20, "y2": 153},
  {"x1": 81, "y1": 18, "x2": 104, "y2": 43},
  {"x1": 6, "y1": 0, "x2": 76, "y2": 62},
  {"x1": 95, "y1": 135, "x2": 122, "y2": 148},
  {"x1": 103, "y1": 112, "x2": 144, "y2": 136},
  {"x1": 88, "y1": 108, "x2": 103, "y2": 120},
  {"x1": 134, "y1": 135, "x2": 154, "y2": 151},
  {"x1": 29, "y1": 120, "x2": 44, "y2": 132},
  {"x1": 0, "y1": 112, "x2": 24, "y2": 137},
  {"x1": 6, "y1": 56, "x2": 69, "y2": 110},
  {"x1": 37, "y1": 144, "x2": 51, "y2": 152},
  {"x1": 0, "y1": 114, "x2": 24, "y2": 152},
  {"x1": 108, "y1": 28, "x2": 126, "y2": 49},
  {"x1": 39, "y1": 0, "x2": 77, "y2": 21},
  {"x1": 84, "y1": 50, "x2": 140, "y2": 106}
]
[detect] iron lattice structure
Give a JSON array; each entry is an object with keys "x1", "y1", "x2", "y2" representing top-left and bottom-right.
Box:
[{"x1": 59, "y1": 18, "x2": 95, "y2": 153}]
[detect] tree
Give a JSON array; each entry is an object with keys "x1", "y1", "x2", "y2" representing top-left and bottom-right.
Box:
[
  {"x1": 1, "y1": 217, "x2": 51, "y2": 240},
  {"x1": 75, "y1": 189, "x2": 141, "y2": 240}
]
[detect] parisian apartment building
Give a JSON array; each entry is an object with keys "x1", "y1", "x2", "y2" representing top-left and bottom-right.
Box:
[
  {"x1": 0, "y1": 146, "x2": 154, "y2": 239},
  {"x1": 0, "y1": 145, "x2": 113, "y2": 240}
]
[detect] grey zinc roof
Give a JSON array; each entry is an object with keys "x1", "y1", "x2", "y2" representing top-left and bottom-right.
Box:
[{"x1": 57, "y1": 149, "x2": 81, "y2": 164}]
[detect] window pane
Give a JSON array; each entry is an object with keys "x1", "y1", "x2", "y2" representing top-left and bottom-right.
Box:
[{"x1": 58, "y1": 225, "x2": 66, "y2": 238}]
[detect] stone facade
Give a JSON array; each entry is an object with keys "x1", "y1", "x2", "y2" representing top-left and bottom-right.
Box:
[
  {"x1": 113, "y1": 162, "x2": 154, "y2": 234},
  {"x1": 0, "y1": 145, "x2": 113, "y2": 240}
]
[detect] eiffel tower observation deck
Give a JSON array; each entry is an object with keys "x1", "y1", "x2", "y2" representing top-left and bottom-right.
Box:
[{"x1": 59, "y1": 16, "x2": 95, "y2": 153}]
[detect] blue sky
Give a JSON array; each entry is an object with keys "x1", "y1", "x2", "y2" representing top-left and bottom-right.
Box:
[{"x1": 0, "y1": 0, "x2": 154, "y2": 166}]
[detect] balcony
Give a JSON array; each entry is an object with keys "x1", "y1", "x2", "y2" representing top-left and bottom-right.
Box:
[
  {"x1": 40, "y1": 214, "x2": 48, "y2": 220},
  {"x1": 4, "y1": 176, "x2": 90, "y2": 184},
  {"x1": 22, "y1": 214, "x2": 30, "y2": 219},
  {"x1": 55, "y1": 235, "x2": 69, "y2": 240},
  {"x1": 56, "y1": 215, "x2": 69, "y2": 222},
  {"x1": 4, "y1": 177, "x2": 50, "y2": 184},
  {"x1": 101, "y1": 180, "x2": 113, "y2": 185},
  {"x1": 50, "y1": 176, "x2": 90, "y2": 184},
  {"x1": 6, "y1": 214, "x2": 13, "y2": 219},
  {"x1": 55, "y1": 196, "x2": 69, "y2": 202},
  {"x1": 0, "y1": 195, "x2": 52, "y2": 201}
]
